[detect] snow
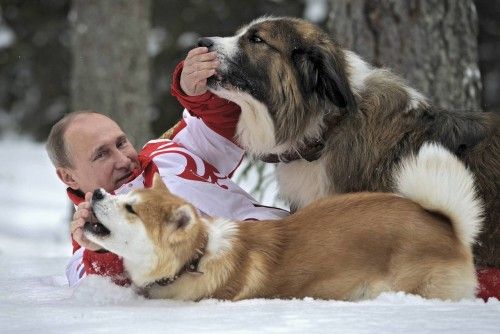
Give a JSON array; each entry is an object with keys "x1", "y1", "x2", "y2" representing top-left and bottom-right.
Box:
[
  {"x1": 0, "y1": 19, "x2": 16, "y2": 50},
  {"x1": 148, "y1": 27, "x2": 169, "y2": 57},
  {"x1": 304, "y1": 0, "x2": 329, "y2": 23},
  {"x1": 177, "y1": 31, "x2": 200, "y2": 49},
  {"x1": 0, "y1": 137, "x2": 499, "y2": 333}
]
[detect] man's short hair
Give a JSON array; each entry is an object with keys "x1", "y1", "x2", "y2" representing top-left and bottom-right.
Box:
[{"x1": 45, "y1": 110, "x2": 98, "y2": 168}]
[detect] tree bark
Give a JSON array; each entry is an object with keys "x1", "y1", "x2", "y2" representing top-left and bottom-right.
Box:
[
  {"x1": 327, "y1": 0, "x2": 482, "y2": 111},
  {"x1": 70, "y1": 0, "x2": 152, "y2": 147}
]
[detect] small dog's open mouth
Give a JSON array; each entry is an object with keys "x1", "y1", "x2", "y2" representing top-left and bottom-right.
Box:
[{"x1": 84, "y1": 221, "x2": 111, "y2": 237}]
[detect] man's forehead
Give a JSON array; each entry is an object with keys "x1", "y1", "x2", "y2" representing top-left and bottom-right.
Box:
[
  {"x1": 69, "y1": 113, "x2": 117, "y2": 129},
  {"x1": 65, "y1": 114, "x2": 126, "y2": 154}
]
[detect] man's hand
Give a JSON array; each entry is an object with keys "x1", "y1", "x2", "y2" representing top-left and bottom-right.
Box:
[
  {"x1": 180, "y1": 47, "x2": 219, "y2": 96},
  {"x1": 70, "y1": 192, "x2": 102, "y2": 251}
]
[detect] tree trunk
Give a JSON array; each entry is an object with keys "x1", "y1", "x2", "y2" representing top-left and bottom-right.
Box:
[
  {"x1": 70, "y1": 0, "x2": 152, "y2": 147},
  {"x1": 327, "y1": 0, "x2": 482, "y2": 111}
]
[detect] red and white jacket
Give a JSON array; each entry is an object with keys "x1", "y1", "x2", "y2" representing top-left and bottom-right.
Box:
[{"x1": 66, "y1": 61, "x2": 289, "y2": 287}]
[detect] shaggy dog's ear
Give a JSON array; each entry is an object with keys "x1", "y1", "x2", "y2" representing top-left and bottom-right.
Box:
[{"x1": 293, "y1": 45, "x2": 356, "y2": 110}]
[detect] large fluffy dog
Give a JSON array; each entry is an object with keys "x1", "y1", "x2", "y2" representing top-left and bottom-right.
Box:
[
  {"x1": 201, "y1": 17, "x2": 500, "y2": 267},
  {"x1": 84, "y1": 144, "x2": 481, "y2": 301}
]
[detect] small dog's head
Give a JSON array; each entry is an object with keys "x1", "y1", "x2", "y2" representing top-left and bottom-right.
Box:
[
  {"x1": 203, "y1": 16, "x2": 356, "y2": 154},
  {"x1": 84, "y1": 174, "x2": 206, "y2": 286}
]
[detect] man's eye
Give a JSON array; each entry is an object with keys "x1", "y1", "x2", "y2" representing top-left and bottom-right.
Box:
[
  {"x1": 125, "y1": 204, "x2": 136, "y2": 214},
  {"x1": 93, "y1": 152, "x2": 105, "y2": 161},
  {"x1": 117, "y1": 140, "x2": 127, "y2": 149},
  {"x1": 249, "y1": 35, "x2": 263, "y2": 43}
]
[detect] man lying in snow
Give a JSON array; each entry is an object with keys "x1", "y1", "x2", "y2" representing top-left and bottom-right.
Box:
[{"x1": 46, "y1": 46, "x2": 499, "y2": 301}]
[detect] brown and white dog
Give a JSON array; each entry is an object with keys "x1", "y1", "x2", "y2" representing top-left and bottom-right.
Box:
[
  {"x1": 201, "y1": 16, "x2": 500, "y2": 268},
  {"x1": 84, "y1": 143, "x2": 482, "y2": 301}
]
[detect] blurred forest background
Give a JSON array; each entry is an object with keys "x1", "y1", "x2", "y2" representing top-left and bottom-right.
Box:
[{"x1": 0, "y1": 0, "x2": 498, "y2": 146}]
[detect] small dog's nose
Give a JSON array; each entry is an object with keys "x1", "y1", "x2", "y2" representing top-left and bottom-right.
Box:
[
  {"x1": 197, "y1": 37, "x2": 214, "y2": 48},
  {"x1": 92, "y1": 189, "x2": 105, "y2": 201}
]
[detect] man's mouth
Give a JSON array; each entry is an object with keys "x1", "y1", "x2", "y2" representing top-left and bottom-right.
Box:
[{"x1": 115, "y1": 171, "x2": 134, "y2": 186}]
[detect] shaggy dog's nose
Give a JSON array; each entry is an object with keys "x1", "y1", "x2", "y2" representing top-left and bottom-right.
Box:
[
  {"x1": 198, "y1": 37, "x2": 214, "y2": 48},
  {"x1": 92, "y1": 189, "x2": 104, "y2": 201}
]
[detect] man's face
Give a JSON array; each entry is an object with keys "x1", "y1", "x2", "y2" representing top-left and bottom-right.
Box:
[{"x1": 58, "y1": 114, "x2": 140, "y2": 194}]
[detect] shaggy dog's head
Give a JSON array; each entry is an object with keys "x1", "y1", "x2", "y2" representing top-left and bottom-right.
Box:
[
  {"x1": 203, "y1": 16, "x2": 356, "y2": 156},
  {"x1": 83, "y1": 174, "x2": 206, "y2": 287}
]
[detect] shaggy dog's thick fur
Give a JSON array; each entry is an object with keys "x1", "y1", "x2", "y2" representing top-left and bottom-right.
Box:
[
  {"x1": 202, "y1": 17, "x2": 500, "y2": 267},
  {"x1": 84, "y1": 144, "x2": 481, "y2": 301}
]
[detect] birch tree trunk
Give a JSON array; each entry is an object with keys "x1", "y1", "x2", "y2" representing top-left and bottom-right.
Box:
[
  {"x1": 327, "y1": 0, "x2": 482, "y2": 110},
  {"x1": 70, "y1": 0, "x2": 152, "y2": 147}
]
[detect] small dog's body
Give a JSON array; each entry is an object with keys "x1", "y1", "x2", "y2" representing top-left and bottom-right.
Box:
[
  {"x1": 85, "y1": 143, "x2": 481, "y2": 301},
  {"x1": 203, "y1": 16, "x2": 500, "y2": 267}
]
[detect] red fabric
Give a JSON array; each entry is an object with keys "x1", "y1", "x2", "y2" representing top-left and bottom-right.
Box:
[
  {"x1": 171, "y1": 61, "x2": 242, "y2": 142},
  {"x1": 476, "y1": 267, "x2": 500, "y2": 301},
  {"x1": 82, "y1": 250, "x2": 129, "y2": 285}
]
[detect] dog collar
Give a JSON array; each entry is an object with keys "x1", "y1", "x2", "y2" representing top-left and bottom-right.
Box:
[
  {"x1": 146, "y1": 248, "x2": 205, "y2": 289},
  {"x1": 259, "y1": 137, "x2": 326, "y2": 163},
  {"x1": 258, "y1": 112, "x2": 339, "y2": 164}
]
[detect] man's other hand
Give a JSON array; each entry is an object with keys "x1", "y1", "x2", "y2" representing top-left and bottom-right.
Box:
[{"x1": 70, "y1": 192, "x2": 102, "y2": 251}]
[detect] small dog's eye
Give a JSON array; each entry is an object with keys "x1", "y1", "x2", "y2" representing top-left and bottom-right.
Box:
[
  {"x1": 249, "y1": 34, "x2": 263, "y2": 43},
  {"x1": 125, "y1": 204, "x2": 136, "y2": 214}
]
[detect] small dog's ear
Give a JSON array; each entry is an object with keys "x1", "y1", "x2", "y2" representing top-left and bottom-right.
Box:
[
  {"x1": 172, "y1": 205, "x2": 195, "y2": 230},
  {"x1": 152, "y1": 173, "x2": 170, "y2": 193},
  {"x1": 293, "y1": 44, "x2": 356, "y2": 111}
]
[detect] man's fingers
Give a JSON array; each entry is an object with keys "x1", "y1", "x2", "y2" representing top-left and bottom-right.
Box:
[
  {"x1": 186, "y1": 47, "x2": 208, "y2": 58},
  {"x1": 71, "y1": 216, "x2": 85, "y2": 228},
  {"x1": 183, "y1": 60, "x2": 219, "y2": 75},
  {"x1": 72, "y1": 227, "x2": 84, "y2": 240},
  {"x1": 77, "y1": 201, "x2": 90, "y2": 210},
  {"x1": 72, "y1": 228, "x2": 101, "y2": 251},
  {"x1": 185, "y1": 50, "x2": 217, "y2": 63},
  {"x1": 187, "y1": 69, "x2": 216, "y2": 82},
  {"x1": 186, "y1": 47, "x2": 218, "y2": 60},
  {"x1": 73, "y1": 207, "x2": 90, "y2": 221},
  {"x1": 183, "y1": 52, "x2": 218, "y2": 70}
]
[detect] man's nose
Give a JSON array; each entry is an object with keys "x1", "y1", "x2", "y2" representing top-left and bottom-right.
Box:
[
  {"x1": 115, "y1": 150, "x2": 131, "y2": 168},
  {"x1": 198, "y1": 37, "x2": 214, "y2": 49}
]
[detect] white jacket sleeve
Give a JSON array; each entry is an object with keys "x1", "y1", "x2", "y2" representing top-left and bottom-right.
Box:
[
  {"x1": 172, "y1": 109, "x2": 245, "y2": 177},
  {"x1": 65, "y1": 247, "x2": 86, "y2": 287}
]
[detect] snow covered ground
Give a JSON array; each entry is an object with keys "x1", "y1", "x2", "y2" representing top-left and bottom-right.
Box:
[{"x1": 0, "y1": 137, "x2": 499, "y2": 334}]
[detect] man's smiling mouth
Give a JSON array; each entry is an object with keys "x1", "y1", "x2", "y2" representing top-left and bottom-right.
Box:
[{"x1": 116, "y1": 171, "x2": 133, "y2": 185}]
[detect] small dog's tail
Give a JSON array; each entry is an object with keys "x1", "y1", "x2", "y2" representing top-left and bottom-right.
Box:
[{"x1": 394, "y1": 142, "x2": 483, "y2": 247}]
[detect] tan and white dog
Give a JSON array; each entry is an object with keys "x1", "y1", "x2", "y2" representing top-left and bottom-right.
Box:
[{"x1": 84, "y1": 143, "x2": 482, "y2": 301}]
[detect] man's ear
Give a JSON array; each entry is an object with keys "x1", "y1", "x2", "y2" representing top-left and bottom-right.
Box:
[
  {"x1": 56, "y1": 167, "x2": 79, "y2": 190},
  {"x1": 172, "y1": 204, "x2": 195, "y2": 230},
  {"x1": 152, "y1": 173, "x2": 170, "y2": 193},
  {"x1": 292, "y1": 44, "x2": 356, "y2": 110}
]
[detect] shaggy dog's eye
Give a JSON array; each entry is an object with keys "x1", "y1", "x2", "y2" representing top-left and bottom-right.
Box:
[
  {"x1": 249, "y1": 34, "x2": 263, "y2": 44},
  {"x1": 125, "y1": 204, "x2": 136, "y2": 215}
]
